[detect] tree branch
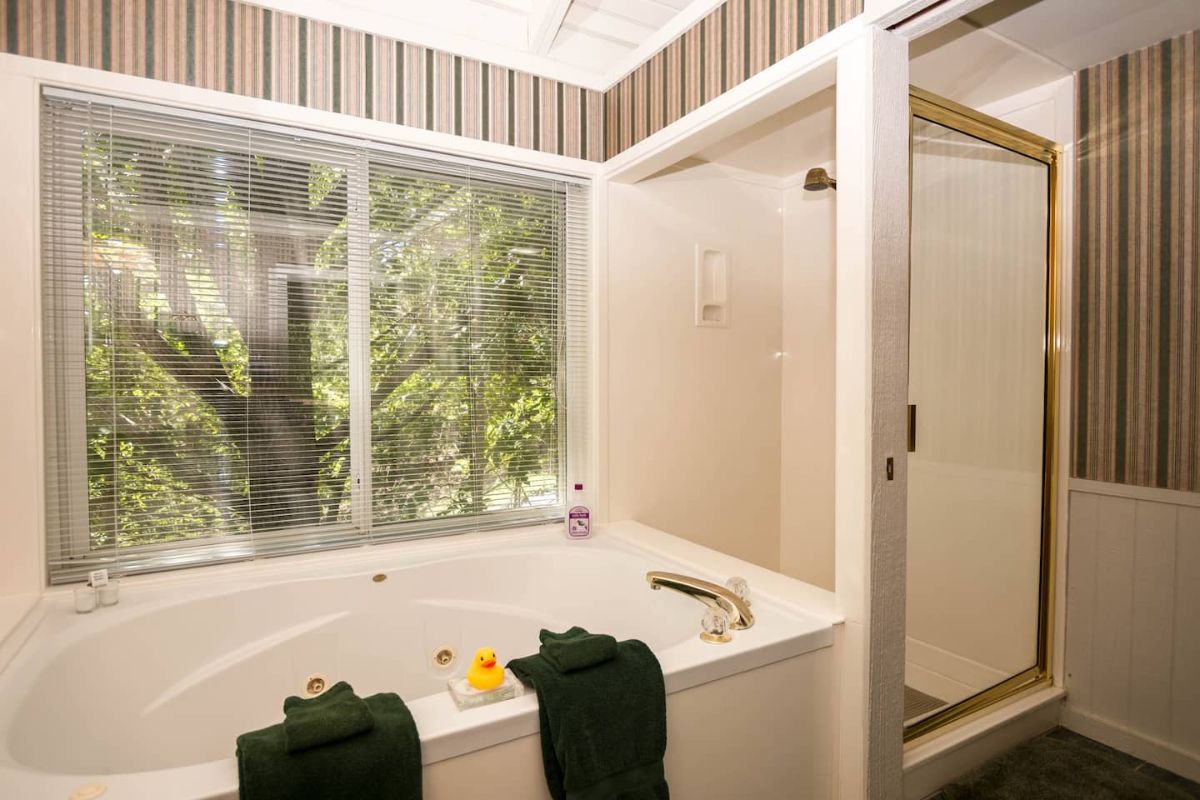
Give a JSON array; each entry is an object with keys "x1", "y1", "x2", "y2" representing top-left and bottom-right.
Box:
[
  {"x1": 117, "y1": 313, "x2": 242, "y2": 419},
  {"x1": 317, "y1": 418, "x2": 350, "y2": 457},
  {"x1": 371, "y1": 342, "x2": 434, "y2": 411},
  {"x1": 310, "y1": 340, "x2": 434, "y2": 460}
]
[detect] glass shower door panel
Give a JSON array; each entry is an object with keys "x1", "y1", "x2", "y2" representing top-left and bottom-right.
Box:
[{"x1": 905, "y1": 118, "x2": 1050, "y2": 720}]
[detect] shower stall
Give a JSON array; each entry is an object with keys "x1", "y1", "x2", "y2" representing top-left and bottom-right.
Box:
[
  {"x1": 903, "y1": 89, "x2": 1060, "y2": 739},
  {"x1": 600, "y1": 80, "x2": 1063, "y2": 744}
]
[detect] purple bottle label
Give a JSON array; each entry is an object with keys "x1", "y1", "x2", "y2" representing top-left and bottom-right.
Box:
[{"x1": 567, "y1": 505, "x2": 591, "y2": 538}]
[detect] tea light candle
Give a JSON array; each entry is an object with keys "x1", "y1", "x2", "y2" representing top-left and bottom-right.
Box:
[
  {"x1": 97, "y1": 580, "x2": 120, "y2": 607},
  {"x1": 74, "y1": 586, "x2": 96, "y2": 614}
]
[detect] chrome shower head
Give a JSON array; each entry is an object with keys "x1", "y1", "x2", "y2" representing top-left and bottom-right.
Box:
[{"x1": 803, "y1": 167, "x2": 836, "y2": 191}]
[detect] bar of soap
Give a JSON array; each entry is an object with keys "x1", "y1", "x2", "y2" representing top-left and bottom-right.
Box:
[{"x1": 447, "y1": 669, "x2": 523, "y2": 711}]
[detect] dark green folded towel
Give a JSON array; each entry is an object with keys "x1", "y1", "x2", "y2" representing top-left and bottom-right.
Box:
[
  {"x1": 539, "y1": 626, "x2": 619, "y2": 673},
  {"x1": 510, "y1": 633, "x2": 669, "y2": 800},
  {"x1": 237, "y1": 692, "x2": 422, "y2": 800},
  {"x1": 282, "y1": 681, "x2": 375, "y2": 753}
]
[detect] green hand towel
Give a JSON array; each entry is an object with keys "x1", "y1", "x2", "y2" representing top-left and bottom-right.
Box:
[
  {"x1": 282, "y1": 681, "x2": 375, "y2": 753},
  {"x1": 510, "y1": 636, "x2": 669, "y2": 800},
  {"x1": 236, "y1": 692, "x2": 422, "y2": 800},
  {"x1": 539, "y1": 626, "x2": 618, "y2": 673}
]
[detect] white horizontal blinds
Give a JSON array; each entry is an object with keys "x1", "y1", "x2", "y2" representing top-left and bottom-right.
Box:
[
  {"x1": 563, "y1": 183, "x2": 591, "y2": 501},
  {"x1": 42, "y1": 95, "x2": 362, "y2": 581},
  {"x1": 466, "y1": 172, "x2": 566, "y2": 518},
  {"x1": 42, "y1": 97, "x2": 91, "y2": 581},
  {"x1": 365, "y1": 157, "x2": 567, "y2": 534},
  {"x1": 239, "y1": 126, "x2": 359, "y2": 558},
  {"x1": 42, "y1": 90, "x2": 590, "y2": 583}
]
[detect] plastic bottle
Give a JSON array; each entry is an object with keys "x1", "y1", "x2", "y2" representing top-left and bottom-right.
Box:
[{"x1": 566, "y1": 483, "x2": 591, "y2": 539}]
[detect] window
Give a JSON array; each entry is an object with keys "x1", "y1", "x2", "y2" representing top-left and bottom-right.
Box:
[{"x1": 41, "y1": 90, "x2": 590, "y2": 584}]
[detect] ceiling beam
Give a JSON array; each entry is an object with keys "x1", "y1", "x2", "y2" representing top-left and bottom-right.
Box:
[{"x1": 528, "y1": 0, "x2": 572, "y2": 54}]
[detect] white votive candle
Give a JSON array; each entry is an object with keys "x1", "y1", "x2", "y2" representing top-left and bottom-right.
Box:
[
  {"x1": 74, "y1": 586, "x2": 97, "y2": 614},
  {"x1": 97, "y1": 580, "x2": 119, "y2": 607}
]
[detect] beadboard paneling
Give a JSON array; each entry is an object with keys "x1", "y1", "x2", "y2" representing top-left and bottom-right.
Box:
[
  {"x1": 1129, "y1": 499, "x2": 1177, "y2": 740},
  {"x1": 1174, "y1": 506, "x2": 1200, "y2": 754},
  {"x1": 1090, "y1": 494, "x2": 1136, "y2": 724},
  {"x1": 0, "y1": 0, "x2": 605, "y2": 160},
  {"x1": 1065, "y1": 485, "x2": 1200, "y2": 778}
]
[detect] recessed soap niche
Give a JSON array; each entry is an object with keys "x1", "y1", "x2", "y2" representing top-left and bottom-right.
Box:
[{"x1": 695, "y1": 245, "x2": 729, "y2": 328}]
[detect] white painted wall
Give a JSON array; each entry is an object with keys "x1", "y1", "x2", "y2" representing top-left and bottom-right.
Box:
[
  {"x1": 1062, "y1": 482, "x2": 1200, "y2": 784},
  {"x1": 605, "y1": 170, "x2": 784, "y2": 570},
  {"x1": 833, "y1": 28, "x2": 911, "y2": 799},
  {"x1": 0, "y1": 69, "x2": 45, "y2": 606},
  {"x1": 780, "y1": 180, "x2": 837, "y2": 589}
]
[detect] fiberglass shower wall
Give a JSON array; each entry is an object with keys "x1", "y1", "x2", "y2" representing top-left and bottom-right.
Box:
[
  {"x1": 603, "y1": 109, "x2": 838, "y2": 582},
  {"x1": 605, "y1": 171, "x2": 785, "y2": 570}
]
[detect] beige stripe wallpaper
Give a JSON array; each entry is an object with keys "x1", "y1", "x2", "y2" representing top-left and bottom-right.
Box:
[
  {"x1": 0, "y1": 0, "x2": 865, "y2": 163},
  {"x1": 1073, "y1": 29, "x2": 1200, "y2": 493},
  {"x1": 604, "y1": 0, "x2": 862, "y2": 157},
  {"x1": 0, "y1": 0, "x2": 606, "y2": 161}
]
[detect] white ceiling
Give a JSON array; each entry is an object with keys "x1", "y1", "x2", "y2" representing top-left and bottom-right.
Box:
[
  {"x1": 663, "y1": 0, "x2": 1200, "y2": 182},
  {"x1": 909, "y1": 18, "x2": 1071, "y2": 110},
  {"x1": 964, "y1": 0, "x2": 1200, "y2": 71},
  {"x1": 690, "y1": 88, "x2": 836, "y2": 179},
  {"x1": 550, "y1": 0, "x2": 694, "y2": 74},
  {"x1": 249, "y1": 0, "x2": 722, "y2": 89},
  {"x1": 249, "y1": 0, "x2": 1200, "y2": 97},
  {"x1": 910, "y1": 0, "x2": 1200, "y2": 111}
]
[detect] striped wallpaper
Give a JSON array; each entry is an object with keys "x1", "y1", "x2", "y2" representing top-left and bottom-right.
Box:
[
  {"x1": 0, "y1": 0, "x2": 606, "y2": 161},
  {"x1": 0, "y1": 0, "x2": 865, "y2": 163},
  {"x1": 604, "y1": 0, "x2": 862, "y2": 157},
  {"x1": 1073, "y1": 29, "x2": 1200, "y2": 493}
]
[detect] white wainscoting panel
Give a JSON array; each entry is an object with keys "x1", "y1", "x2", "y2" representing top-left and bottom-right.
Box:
[{"x1": 1064, "y1": 482, "x2": 1200, "y2": 782}]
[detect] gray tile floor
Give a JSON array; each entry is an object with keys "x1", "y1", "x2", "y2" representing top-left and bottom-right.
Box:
[{"x1": 926, "y1": 728, "x2": 1200, "y2": 800}]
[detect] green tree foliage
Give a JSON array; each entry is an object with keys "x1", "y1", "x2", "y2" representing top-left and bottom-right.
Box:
[{"x1": 80, "y1": 131, "x2": 561, "y2": 550}]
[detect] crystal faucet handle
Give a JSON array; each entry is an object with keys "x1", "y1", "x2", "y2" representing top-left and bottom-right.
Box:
[
  {"x1": 725, "y1": 576, "x2": 751, "y2": 606},
  {"x1": 700, "y1": 607, "x2": 731, "y2": 644}
]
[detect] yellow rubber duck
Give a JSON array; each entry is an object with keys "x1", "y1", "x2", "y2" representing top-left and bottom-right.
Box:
[{"x1": 466, "y1": 647, "x2": 505, "y2": 691}]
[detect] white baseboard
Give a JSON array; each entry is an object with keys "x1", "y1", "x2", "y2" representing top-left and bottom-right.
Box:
[
  {"x1": 1061, "y1": 707, "x2": 1200, "y2": 784},
  {"x1": 906, "y1": 636, "x2": 1011, "y2": 706}
]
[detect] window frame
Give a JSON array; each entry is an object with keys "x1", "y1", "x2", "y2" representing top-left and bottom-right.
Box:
[{"x1": 41, "y1": 88, "x2": 590, "y2": 583}]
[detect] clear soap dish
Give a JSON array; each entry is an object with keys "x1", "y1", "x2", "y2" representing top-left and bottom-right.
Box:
[{"x1": 447, "y1": 669, "x2": 524, "y2": 711}]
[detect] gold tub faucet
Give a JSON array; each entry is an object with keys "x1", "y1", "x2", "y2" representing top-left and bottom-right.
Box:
[{"x1": 646, "y1": 571, "x2": 754, "y2": 630}]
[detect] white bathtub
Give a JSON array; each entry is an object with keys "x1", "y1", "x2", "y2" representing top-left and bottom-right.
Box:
[{"x1": 0, "y1": 521, "x2": 840, "y2": 799}]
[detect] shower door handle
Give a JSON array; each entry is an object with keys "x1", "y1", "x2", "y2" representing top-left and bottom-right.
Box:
[{"x1": 907, "y1": 404, "x2": 917, "y2": 453}]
